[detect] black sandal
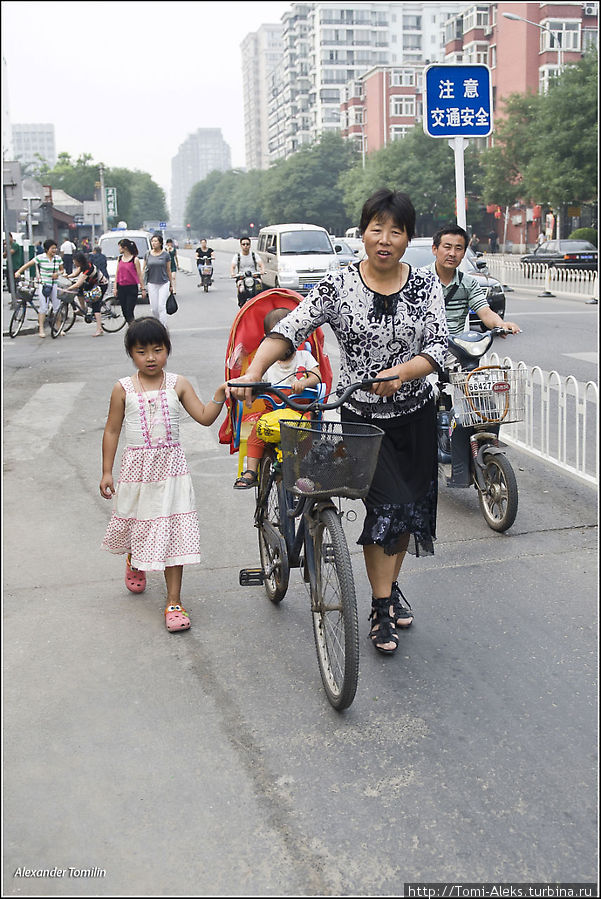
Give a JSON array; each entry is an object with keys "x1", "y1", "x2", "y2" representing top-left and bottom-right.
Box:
[
  {"x1": 368, "y1": 597, "x2": 399, "y2": 654},
  {"x1": 391, "y1": 582, "x2": 414, "y2": 629},
  {"x1": 233, "y1": 470, "x2": 258, "y2": 489}
]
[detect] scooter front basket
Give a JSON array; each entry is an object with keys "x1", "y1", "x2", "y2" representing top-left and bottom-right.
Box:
[{"x1": 450, "y1": 366, "x2": 526, "y2": 425}]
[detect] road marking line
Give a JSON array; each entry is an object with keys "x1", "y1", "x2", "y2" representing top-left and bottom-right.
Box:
[
  {"x1": 563, "y1": 352, "x2": 598, "y2": 364},
  {"x1": 4, "y1": 382, "x2": 86, "y2": 463}
]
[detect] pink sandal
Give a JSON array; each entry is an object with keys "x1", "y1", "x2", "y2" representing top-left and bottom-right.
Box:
[
  {"x1": 125, "y1": 554, "x2": 146, "y2": 593},
  {"x1": 165, "y1": 604, "x2": 191, "y2": 632}
]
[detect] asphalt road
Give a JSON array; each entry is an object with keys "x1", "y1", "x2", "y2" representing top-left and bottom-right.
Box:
[{"x1": 2, "y1": 256, "x2": 598, "y2": 896}]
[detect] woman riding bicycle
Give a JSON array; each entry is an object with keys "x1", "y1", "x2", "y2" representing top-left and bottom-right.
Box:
[
  {"x1": 68, "y1": 251, "x2": 110, "y2": 337},
  {"x1": 229, "y1": 189, "x2": 448, "y2": 656}
]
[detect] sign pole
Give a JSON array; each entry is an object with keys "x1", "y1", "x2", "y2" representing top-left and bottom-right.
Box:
[{"x1": 449, "y1": 136, "x2": 468, "y2": 230}]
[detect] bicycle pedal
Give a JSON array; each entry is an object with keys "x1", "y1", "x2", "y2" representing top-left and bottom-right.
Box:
[{"x1": 239, "y1": 568, "x2": 264, "y2": 586}]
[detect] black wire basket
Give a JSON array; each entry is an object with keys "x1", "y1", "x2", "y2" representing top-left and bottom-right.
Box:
[{"x1": 280, "y1": 419, "x2": 384, "y2": 500}]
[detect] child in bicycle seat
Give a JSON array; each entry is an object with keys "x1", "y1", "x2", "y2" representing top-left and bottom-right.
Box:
[{"x1": 233, "y1": 307, "x2": 321, "y2": 489}]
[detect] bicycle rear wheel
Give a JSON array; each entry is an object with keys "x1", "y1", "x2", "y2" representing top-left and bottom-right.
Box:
[
  {"x1": 9, "y1": 303, "x2": 26, "y2": 337},
  {"x1": 257, "y1": 449, "x2": 290, "y2": 603},
  {"x1": 311, "y1": 507, "x2": 359, "y2": 710},
  {"x1": 100, "y1": 296, "x2": 126, "y2": 332}
]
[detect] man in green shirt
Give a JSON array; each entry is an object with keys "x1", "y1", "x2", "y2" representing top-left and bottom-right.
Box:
[
  {"x1": 426, "y1": 225, "x2": 520, "y2": 336},
  {"x1": 4, "y1": 233, "x2": 24, "y2": 293}
]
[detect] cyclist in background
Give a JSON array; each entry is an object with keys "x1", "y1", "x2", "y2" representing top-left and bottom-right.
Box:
[
  {"x1": 196, "y1": 238, "x2": 215, "y2": 286},
  {"x1": 14, "y1": 238, "x2": 64, "y2": 339},
  {"x1": 68, "y1": 251, "x2": 109, "y2": 337}
]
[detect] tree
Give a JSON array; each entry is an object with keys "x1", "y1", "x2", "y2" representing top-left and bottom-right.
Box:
[
  {"x1": 522, "y1": 50, "x2": 598, "y2": 208},
  {"x1": 341, "y1": 127, "x2": 483, "y2": 235},
  {"x1": 480, "y1": 92, "x2": 542, "y2": 208}
]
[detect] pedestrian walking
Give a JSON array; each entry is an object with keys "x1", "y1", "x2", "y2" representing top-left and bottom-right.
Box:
[
  {"x1": 488, "y1": 229, "x2": 498, "y2": 253},
  {"x1": 60, "y1": 237, "x2": 76, "y2": 274},
  {"x1": 229, "y1": 188, "x2": 448, "y2": 655},
  {"x1": 90, "y1": 245, "x2": 109, "y2": 280},
  {"x1": 115, "y1": 238, "x2": 146, "y2": 324},
  {"x1": 166, "y1": 239, "x2": 179, "y2": 292},
  {"x1": 100, "y1": 317, "x2": 227, "y2": 632},
  {"x1": 141, "y1": 234, "x2": 174, "y2": 326}
]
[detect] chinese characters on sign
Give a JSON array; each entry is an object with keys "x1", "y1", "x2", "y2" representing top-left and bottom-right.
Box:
[
  {"x1": 423, "y1": 65, "x2": 493, "y2": 138},
  {"x1": 105, "y1": 187, "x2": 118, "y2": 217}
]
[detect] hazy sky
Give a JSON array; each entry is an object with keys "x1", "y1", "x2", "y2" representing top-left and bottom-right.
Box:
[{"x1": 2, "y1": 0, "x2": 292, "y2": 203}]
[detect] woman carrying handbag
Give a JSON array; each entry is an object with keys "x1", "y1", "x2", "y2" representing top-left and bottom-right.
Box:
[{"x1": 141, "y1": 234, "x2": 174, "y2": 326}]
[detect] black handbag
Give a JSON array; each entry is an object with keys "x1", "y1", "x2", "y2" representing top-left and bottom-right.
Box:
[{"x1": 166, "y1": 291, "x2": 178, "y2": 315}]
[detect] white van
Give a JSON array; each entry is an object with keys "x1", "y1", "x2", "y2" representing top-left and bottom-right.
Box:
[
  {"x1": 257, "y1": 223, "x2": 340, "y2": 295},
  {"x1": 98, "y1": 229, "x2": 153, "y2": 280},
  {"x1": 345, "y1": 227, "x2": 361, "y2": 239}
]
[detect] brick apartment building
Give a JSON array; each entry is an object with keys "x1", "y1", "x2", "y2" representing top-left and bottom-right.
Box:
[{"x1": 340, "y1": 2, "x2": 598, "y2": 248}]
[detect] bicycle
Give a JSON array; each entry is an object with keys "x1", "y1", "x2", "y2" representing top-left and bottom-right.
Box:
[
  {"x1": 229, "y1": 377, "x2": 393, "y2": 711},
  {"x1": 52, "y1": 285, "x2": 126, "y2": 336},
  {"x1": 9, "y1": 279, "x2": 62, "y2": 338}
]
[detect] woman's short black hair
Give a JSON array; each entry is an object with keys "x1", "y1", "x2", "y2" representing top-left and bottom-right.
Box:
[
  {"x1": 43, "y1": 238, "x2": 57, "y2": 252},
  {"x1": 73, "y1": 252, "x2": 89, "y2": 269},
  {"x1": 125, "y1": 316, "x2": 171, "y2": 357},
  {"x1": 151, "y1": 233, "x2": 164, "y2": 248},
  {"x1": 359, "y1": 188, "x2": 416, "y2": 240}
]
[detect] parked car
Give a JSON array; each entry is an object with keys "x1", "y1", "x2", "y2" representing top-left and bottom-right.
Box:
[
  {"x1": 257, "y1": 223, "x2": 340, "y2": 295},
  {"x1": 332, "y1": 238, "x2": 360, "y2": 266},
  {"x1": 520, "y1": 240, "x2": 598, "y2": 271},
  {"x1": 402, "y1": 237, "x2": 506, "y2": 331}
]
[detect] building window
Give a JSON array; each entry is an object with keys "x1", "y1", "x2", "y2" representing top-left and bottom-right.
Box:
[
  {"x1": 390, "y1": 69, "x2": 416, "y2": 87},
  {"x1": 463, "y1": 6, "x2": 490, "y2": 33},
  {"x1": 583, "y1": 28, "x2": 598, "y2": 51},
  {"x1": 403, "y1": 34, "x2": 421, "y2": 50},
  {"x1": 541, "y1": 21, "x2": 581, "y2": 53},
  {"x1": 489, "y1": 44, "x2": 497, "y2": 69},
  {"x1": 390, "y1": 95, "x2": 416, "y2": 117},
  {"x1": 390, "y1": 125, "x2": 413, "y2": 141},
  {"x1": 403, "y1": 15, "x2": 421, "y2": 30},
  {"x1": 539, "y1": 65, "x2": 561, "y2": 93}
]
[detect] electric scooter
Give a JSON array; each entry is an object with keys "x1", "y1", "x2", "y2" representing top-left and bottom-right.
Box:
[{"x1": 437, "y1": 327, "x2": 524, "y2": 532}]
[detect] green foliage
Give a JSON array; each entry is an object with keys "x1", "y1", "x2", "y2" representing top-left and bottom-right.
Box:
[
  {"x1": 481, "y1": 51, "x2": 598, "y2": 210},
  {"x1": 42, "y1": 153, "x2": 167, "y2": 229},
  {"x1": 340, "y1": 128, "x2": 483, "y2": 235},
  {"x1": 523, "y1": 51, "x2": 598, "y2": 207},
  {"x1": 567, "y1": 227, "x2": 597, "y2": 246},
  {"x1": 185, "y1": 133, "x2": 359, "y2": 236}
]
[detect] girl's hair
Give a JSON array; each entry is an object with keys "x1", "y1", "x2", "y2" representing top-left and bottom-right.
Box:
[
  {"x1": 119, "y1": 238, "x2": 138, "y2": 256},
  {"x1": 73, "y1": 251, "x2": 89, "y2": 269},
  {"x1": 125, "y1": 316, "x2": 172, "y2": 357},
  {"x1": 43, "y1": 238, "x2": 57, "y2": 252},
  {"x1": 359, "y1": 188, "x2": 416, "y2": 241},
  {"x1": 151, "y1": 233, "x2": 164, "y2": 249}
]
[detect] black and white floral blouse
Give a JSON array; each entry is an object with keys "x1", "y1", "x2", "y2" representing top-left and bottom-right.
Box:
[{"x1": 271, "y1": 261, "x2": 447, "y2": 420}]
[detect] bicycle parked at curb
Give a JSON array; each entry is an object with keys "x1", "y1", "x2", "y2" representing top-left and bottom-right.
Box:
[{"x1": 229, "y1": 376, "x2": 394, "y2": 711}]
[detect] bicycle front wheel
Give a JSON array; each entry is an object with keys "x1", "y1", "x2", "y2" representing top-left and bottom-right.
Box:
[
  {"x1": 311, "y1": 507, "x2": 359, "y2": 711},
  {"x1": 257, "y1": 449, "x2": 290, "y2": 603},
  {"x1": 9, "y1": 303, "x2": 26, "y2": 337},
  {"x1": 51, "y1": 302, "x2": 69, "y2": 337},
  {"x1": 61, "y1": 300, "x2": 77, "y2": 333},
  {"x1": 100, "y1": 296, "x2": 126, "y2": 332}
]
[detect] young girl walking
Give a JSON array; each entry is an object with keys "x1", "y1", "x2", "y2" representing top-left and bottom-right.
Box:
[{"x1": 100, "y1": 317, "x2": 226, "y2": 632}]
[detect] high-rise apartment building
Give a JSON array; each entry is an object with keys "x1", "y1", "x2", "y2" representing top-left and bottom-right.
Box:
[
  {"x1": 260, "y1": 2, "x2": 461, "y2": 164},
  {"x1": 12, "y1": 123, "x2": 56, "y2": 170},
  {"x1": 241, "y1": 23, "x2": 283, "y2": 170},
  {"x1": 170, "y1": 128, "x2": 231, "y2": 226}
]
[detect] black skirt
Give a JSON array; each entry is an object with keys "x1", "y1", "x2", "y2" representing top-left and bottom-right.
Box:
[{"x1": 341, "y1": 398, "x2": 438, "y2": 557}]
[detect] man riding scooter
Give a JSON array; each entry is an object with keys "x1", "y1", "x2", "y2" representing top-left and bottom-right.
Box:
[{"x1": 230, "y1": 234, "x2": 264, "y2": 307}]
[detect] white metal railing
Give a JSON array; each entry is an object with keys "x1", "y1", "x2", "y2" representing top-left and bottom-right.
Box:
[
  {"x1": 486, "y1": 256, "x2": 598, "y2": 301},
  {"x1": 485, "y1": 351, "x2": 598, "y2": 486}
]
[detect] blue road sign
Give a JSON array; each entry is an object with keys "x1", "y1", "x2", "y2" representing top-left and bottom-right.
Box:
[
  {"x1": 423, "y1": 64, "x2": 493, "y2": 138},
  {"x1": 159, "y1": 222, "x2": 167, "y2": 229}
]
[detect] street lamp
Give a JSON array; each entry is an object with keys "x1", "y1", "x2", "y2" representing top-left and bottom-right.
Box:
[{"x1": 503, "y1": 12, "x2": 564, "y2": 77}]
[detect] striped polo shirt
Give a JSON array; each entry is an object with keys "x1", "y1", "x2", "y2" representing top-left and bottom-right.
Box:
[
  {"x1": 424, "y1": 261, "x2": 489, "y2": 334},
  {"x1": 35, "y1": 253, "x2": 63, "y2": 285}
]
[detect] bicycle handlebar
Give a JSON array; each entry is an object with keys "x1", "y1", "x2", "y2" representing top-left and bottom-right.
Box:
[{"x1": 227, "y1": 376, "x2": 397, "y2": 412}]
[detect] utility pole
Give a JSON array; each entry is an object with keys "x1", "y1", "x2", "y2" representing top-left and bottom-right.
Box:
[{"x1": 98, "y1": 163, "x2": 108, "y2": 233}]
